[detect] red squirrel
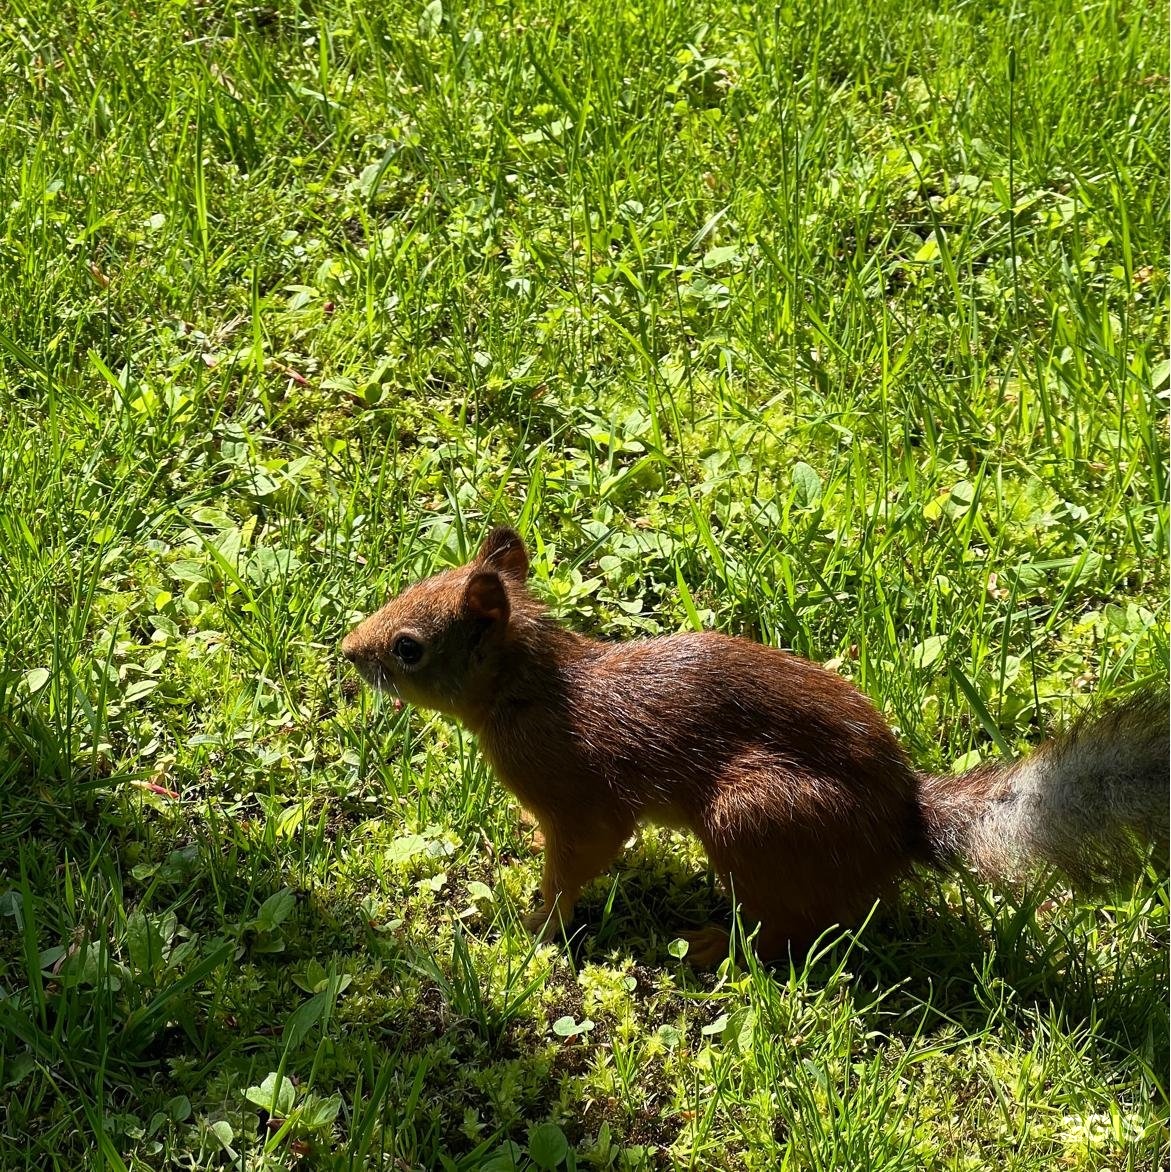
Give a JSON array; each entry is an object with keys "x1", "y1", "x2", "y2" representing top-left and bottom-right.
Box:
[{"x1": 341, "y1": 527, "x2": 1169, "y2": 965}]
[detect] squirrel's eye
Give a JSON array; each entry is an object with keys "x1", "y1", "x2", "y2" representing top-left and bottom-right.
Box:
[{"x1": 392, "y1": 635, "x2": 424, "y2": 666}]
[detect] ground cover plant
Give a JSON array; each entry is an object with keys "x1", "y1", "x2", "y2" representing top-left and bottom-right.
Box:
[{"x1": 0, "y1": 0, "x2": 1167, "y2": 1167}]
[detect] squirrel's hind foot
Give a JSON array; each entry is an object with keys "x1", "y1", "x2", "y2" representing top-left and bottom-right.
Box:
[{"x1": 678, "y1": 924, "x2": 732, "y2": 968}]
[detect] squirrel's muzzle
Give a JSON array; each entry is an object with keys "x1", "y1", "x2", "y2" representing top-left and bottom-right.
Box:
[
  {"x1": 341, "y1": 626, "x2": 392, "y2": 690},
  {"x1": 341, "y1": 629, "x2": 376, "y2": 671}
]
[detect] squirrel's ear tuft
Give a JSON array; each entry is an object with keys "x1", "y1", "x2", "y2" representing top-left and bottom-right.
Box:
[
  {"x1": 463, "y1": 570, "x2": 511, "y2": 624},
  {"x1": 476, "y1": 526, "x2": 529, "y2": 581}
]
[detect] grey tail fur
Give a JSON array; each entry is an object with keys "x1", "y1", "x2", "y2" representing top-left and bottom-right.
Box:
[{"x1": 918, "y1": 690, "x2": 1170, "y2": 887}]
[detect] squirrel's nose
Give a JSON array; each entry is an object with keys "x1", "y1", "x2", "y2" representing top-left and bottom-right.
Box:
[{"x1": 341, "y1": 634, "x2": 361, "y2": 662}]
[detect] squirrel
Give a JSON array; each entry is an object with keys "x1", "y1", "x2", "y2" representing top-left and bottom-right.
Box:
[{"x1": 341, "y1": 526, "x2": 1170, "y2": 966}]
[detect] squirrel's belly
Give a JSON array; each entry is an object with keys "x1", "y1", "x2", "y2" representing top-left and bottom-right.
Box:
[{"x1": 637, "y1": 797, "x2": 694, "y2": 831}]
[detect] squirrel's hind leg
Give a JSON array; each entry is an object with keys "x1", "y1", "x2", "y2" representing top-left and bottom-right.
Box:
[
  {"x1": 696, "y1": 823, "x2": 842, "y2": 965},
  {"x1": 677, "y1": 909, "x2": 818, "y2": 968},
  {"x1": 678, "y1": 924, "x2": 732, "y2": 967}
]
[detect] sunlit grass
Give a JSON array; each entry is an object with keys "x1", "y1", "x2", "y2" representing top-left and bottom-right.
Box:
[{"x1": 0, "y1": 0, "x2": 1166, "y2": 1167}]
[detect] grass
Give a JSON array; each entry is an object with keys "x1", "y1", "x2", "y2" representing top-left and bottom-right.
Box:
[{"x1": 0, "y1": 0, "x2": 1167, "y2": 1167}]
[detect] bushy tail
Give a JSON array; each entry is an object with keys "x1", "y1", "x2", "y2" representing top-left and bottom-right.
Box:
[{"x1": 919, "y1": 691, "x2": 1169, "y2": 888}]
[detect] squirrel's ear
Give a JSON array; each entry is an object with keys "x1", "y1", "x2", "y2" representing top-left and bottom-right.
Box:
[
  {"x1": 475, "y1": 526, "x2": 529, "y2": 581},
  {"x1": 463, "y1": 570, "x2": 511, "y2": 624}
]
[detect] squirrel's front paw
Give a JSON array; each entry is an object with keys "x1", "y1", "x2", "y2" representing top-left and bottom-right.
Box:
[
  {"x1": 522, "y1": 904, "x2": 569, "y2": 938},
  {"x1": 522, "y1": 907, "x2": 551, "y2": 935}
]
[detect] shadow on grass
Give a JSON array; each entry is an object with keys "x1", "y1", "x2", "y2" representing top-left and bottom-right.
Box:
[
  {"x1": 571, "y1": 841, "x2": 1170, "y2": 1084},
  {"x1": 5, "y1": 787, "x2": 1165, "y2": 1168}
]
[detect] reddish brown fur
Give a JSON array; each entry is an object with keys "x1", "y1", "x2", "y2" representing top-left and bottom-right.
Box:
[
  {"x1": 342, "y1": 528, "x2": 1169, "y2": 964},
  {"x1": 342, "y1": 527, "x2": 937, "y2": 964}
]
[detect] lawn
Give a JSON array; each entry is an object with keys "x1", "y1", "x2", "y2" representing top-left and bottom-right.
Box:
[{"x1": 0, "y1": 0, "x2": 1167, "y2": 1168}]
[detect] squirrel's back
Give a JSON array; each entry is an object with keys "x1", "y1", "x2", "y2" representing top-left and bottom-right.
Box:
[{"x1": 525, "y1": 630, "x2": 916, "y2": 791}]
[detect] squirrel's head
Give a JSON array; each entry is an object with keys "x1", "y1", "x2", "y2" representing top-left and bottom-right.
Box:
[{"x1": 341, "y1": 526, "x2": 532, "y2": 726}]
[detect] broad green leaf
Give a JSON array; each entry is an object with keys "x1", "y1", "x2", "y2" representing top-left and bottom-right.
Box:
[
  {"x1": 911, "y1": 636, "x2": 946, "y2": 671},
  {"x1": 419, "y1": 0, "x2": 442, "y2": 36},
  {"x1": 552, "y1": 1015, "x2": 594, "y2": 1038},
  {"x1": 790, "y1": 461, "x2": 823, "y2": 508},
  {"x1": 299, "y1": 1092, "x2": 342, "y2": 1131},
  {"x1": 528, "y1": 1122, "x2": 569, "y2": 1169},
  {"x1": 255, "y1": 890, "x2": 295, "y2": 932},
  {"x1": 245, "y1": 1073, "x2": 296, "y2": 1117}
]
